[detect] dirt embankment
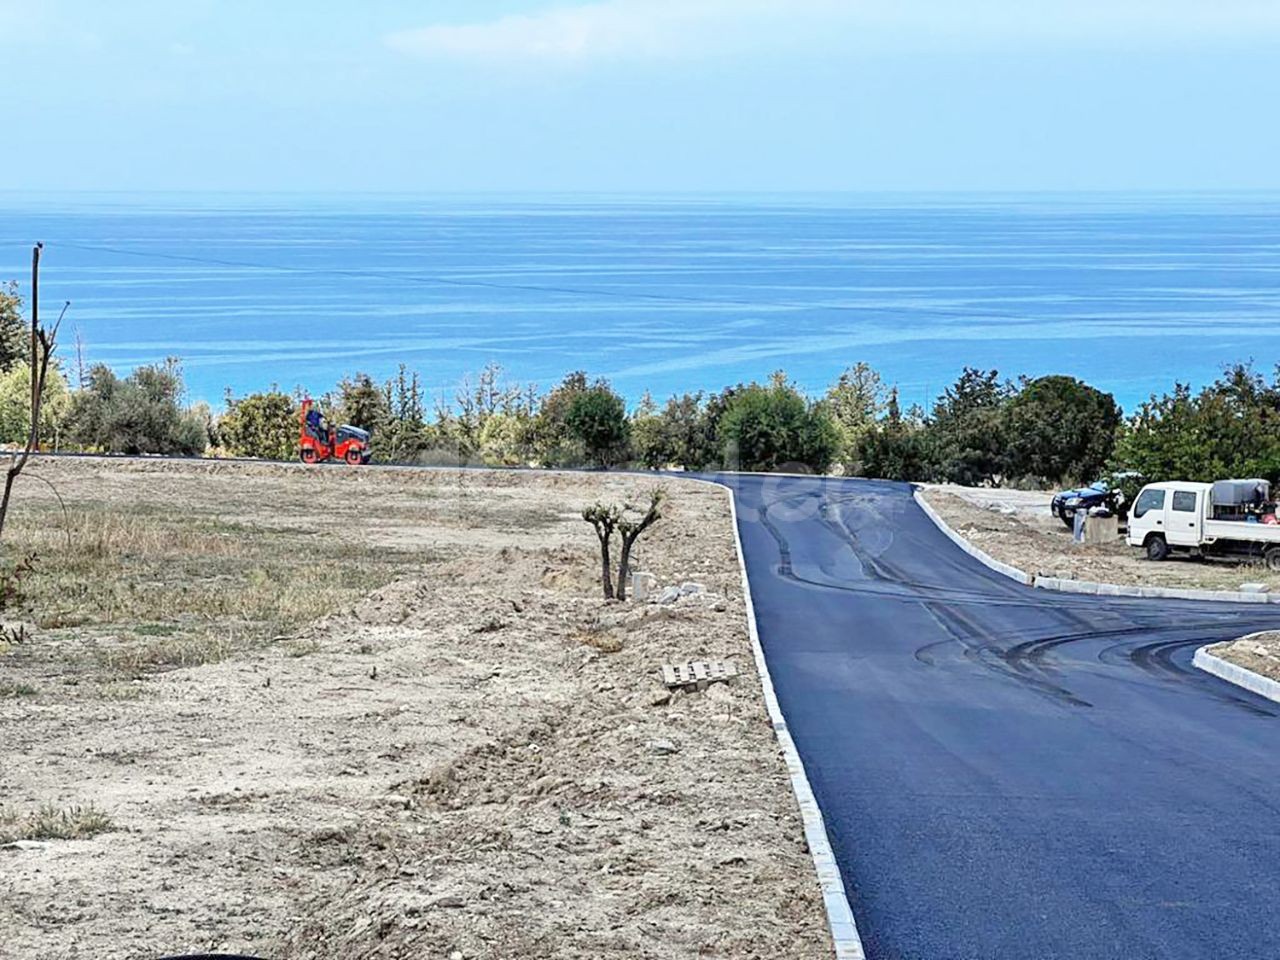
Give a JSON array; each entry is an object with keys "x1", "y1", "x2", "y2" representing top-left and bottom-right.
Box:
[
  {"x1": 0, "y1": 460, "x2": 831, "y2": 960},
  {"x1": 921, "y1": 484, "x2": 1280, "y2": 594}
]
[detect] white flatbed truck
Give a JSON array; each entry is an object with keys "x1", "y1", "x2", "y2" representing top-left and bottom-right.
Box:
[{"x1": 1127, "y1": 479, "x2": 1280, "y2": 570}]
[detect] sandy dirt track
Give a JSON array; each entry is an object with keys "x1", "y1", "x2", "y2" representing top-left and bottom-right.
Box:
[{"x1": 0, "y1": 460, "x2": 831, "y2": 960}]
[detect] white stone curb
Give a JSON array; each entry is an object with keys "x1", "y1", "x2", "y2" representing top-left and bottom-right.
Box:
[
  {"x1": 1194, "y1": 645, "x2": 1280, "y2": 703},
  {"x1": 911, "y1": 488, "x2": 1033, "y2": 585},
  {"x1": 1034, "y1": 576, "x2": 1280, "y2": 604},
  {"x1": 713, "y1": 480, "x2": 865, "y2": 960}
]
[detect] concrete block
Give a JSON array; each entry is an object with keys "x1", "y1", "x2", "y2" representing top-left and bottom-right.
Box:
[
  {"x1": 631, "y1": 571, "x2": 657, "y2": 601},
  {"x1": 1083, "y1": 512, "x2": 1119, "y2": 545}
]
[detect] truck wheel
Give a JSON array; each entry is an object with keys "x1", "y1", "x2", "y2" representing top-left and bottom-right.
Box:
[
  {"x1": 300, "y1": 447, "x2": 318, "y2": 464},
  {"x1": 1266, "y1": 546, "x2": 1280, "y2": 573},
  {"x1": 1059, "y1": 509, "x2": 1075, "y2": 529},
  {"x1": 345, "y1": 448, "x2": 363, "y2": 466},
  {"x1": 1145, "y1": 535, "x2": 1169, "y2": 562}
]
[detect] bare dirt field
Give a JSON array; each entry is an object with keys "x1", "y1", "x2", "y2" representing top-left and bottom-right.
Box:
[
  {"x1": 0, "y1": 459, "x2": 831, "y2": 960},
  {"x1": 921, "y1": 484, "x2": 1280, "y2": 594}
]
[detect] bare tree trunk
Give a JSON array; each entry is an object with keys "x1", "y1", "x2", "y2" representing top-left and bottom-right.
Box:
[
  {"x1": 615, "y1": 488, "x2": 666, "y2": 602},
  {"x1": 0, "y1": 470, "x2": 18, "y2": 538},
  {"x1": 597, "y1": 528, "x2": 614, "y2": 599},
  {"x1": 616, "y1": 538, "x2": 635, "y2": 601},
  {"x1": 582, "y1": 503, "x2": 619, "y2": 599},
  {"x1": 29, "y1": 243, "x2": 38, "y2": 443},
  {"x1": 74, "y1": 326, "x2": 87, "y2": 389}
]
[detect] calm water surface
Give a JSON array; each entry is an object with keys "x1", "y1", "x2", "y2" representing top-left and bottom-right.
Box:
[{"x1": 1, "y1": 193, "x2": 1276, "y2": 411}]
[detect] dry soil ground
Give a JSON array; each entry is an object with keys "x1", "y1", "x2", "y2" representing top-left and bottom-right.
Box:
[
  {"x1": 921, "y1": 484, "x2": 1280, "y2": 594},
  {"x1": 0, "y1": 459, "x2": 830, "y2": 960}
]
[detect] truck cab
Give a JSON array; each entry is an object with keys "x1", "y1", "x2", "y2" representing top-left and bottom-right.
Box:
[{"x1": 1127, "y1": 482, "x2": 1211, "y2": 559}]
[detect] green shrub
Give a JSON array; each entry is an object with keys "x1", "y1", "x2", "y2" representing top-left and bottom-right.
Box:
[
  {"x1": 565, "y1": 384, "x2": 630, "y2": 467},
  {"x1": 219, "y1": 390, "x2": 298, "y2": 460},
  {"x1": 65, "y1": 360, "x2": 207, "y2": 456},
  {"x1": 1005, "y1": 375, "x2": 1121, "y2": 484},
  {"x1": 718, "y1": 376, "x2": 841, "y2": 473}
]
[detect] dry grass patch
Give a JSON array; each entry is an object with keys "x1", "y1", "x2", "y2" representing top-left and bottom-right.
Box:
[
  {"x1": 97, "y1": 634, "x2": 235, "y2": 675},
  {"x1": 14, "y1": 505, "x2": 417, "y2": 638},
  {"x1": 0, "y1": 464, "x2": 443, "y2": 672},
  {"x1": 96, "y1": 681, "x2": 146, "y2": 701},
  {"x1": 0, "y1": 804, "x2": 113, "y2": 844},
  {"x1": 577, "y1": 623, "x2": 624, "y2": 653}
]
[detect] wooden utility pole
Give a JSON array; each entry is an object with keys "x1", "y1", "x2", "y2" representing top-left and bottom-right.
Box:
[
  {"x1": 0, "y1": 242, "x2": 62, "y2": 538},
  {"x1": 30, "y1": 242, "x2": 41, "y2": 444}
]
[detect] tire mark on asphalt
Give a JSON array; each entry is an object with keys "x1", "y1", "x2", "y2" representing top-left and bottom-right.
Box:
[
  {"x1": 923, "y1": 598, "x2": 1094, "y2": 708},
  {"x1": 756, "y1": 483, "x2": 1280, "y2": 716}
]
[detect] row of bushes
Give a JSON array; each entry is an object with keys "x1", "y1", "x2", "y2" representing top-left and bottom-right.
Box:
[{"x1": 6, "y1": 279, "x2": 1278, "y2": 485}]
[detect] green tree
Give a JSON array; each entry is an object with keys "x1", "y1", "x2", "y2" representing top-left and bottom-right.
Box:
[
  {"x1": 66, "y1": 359, "x2": 207, "y2": 456},
  {"x1": 532, "y1": 371, "x2": 590, "y2": 466},
  {"x1": 0, "y1": 362, "x2": 71, "y2": 447},
  {"x1": 477, "y1": 410, "x2": 536, "y2": 466},
  {"x1": 824, "y1": 362, "x2": 885, "y2": 466},
  {"x1": 378, "y1": 364, "x2": 431, "y2": 463},
  {"x1": 435, "y1": 363, "x2": 538, "y2": 461},
  {"x1": 334, "y1": 372, "x2": 390, "y2": 435},
  {"x1": 1115, "y1": 364, "x2": 1280, "y2": 483},
  {"x1": 566, "y1": 383, "x2": 630, "y2": 467},
  {"x1": 1004, "y1": 375, "x2": 1121, "y2": 483},
  {"x1": 219, "y1": 389, "x2": 298, "y2": 460},
  {"x1": 718, "y1": 378, "x2": 841, "y2": 473},
  {"x1": 0, "y1": 282, "x2": 28, "y2": 373},
  {"x1": 635, "y1": 391, "x2": 722, "y2": 471},
  {"x1": 856, "y1": 388, "x2": 927, "y2": 481},
  {"x1": 630, "y1": 392, "x2": 665, "y2": 469},
  {"x1": 928, "y1": 367, "x2": 1016, "y2": 485}
]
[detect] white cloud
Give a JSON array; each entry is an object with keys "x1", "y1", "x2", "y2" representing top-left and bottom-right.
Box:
[
  {"x1": 385, "y1": 0, "x2": 1280, "y2": 62},
  {"x1": 384, "y1": 0, "x2": 837, "y2": 62}
]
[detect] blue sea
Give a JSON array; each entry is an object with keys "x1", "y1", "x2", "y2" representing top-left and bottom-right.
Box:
[{"x1": 1, "y1": 192, "x2": 1277, "y2": 413}]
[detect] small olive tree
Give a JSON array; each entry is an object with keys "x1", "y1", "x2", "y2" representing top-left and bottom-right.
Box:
[{"x1": 582, "y1": 487, "x2": 666, "y2": 600}]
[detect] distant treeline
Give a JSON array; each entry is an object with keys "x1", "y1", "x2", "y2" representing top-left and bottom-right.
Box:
[{"x1": 3, "y1": 282, "x2": 1278, "y2": 486}]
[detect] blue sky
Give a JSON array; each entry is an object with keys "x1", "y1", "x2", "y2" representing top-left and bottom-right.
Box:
[{"x1": 2, "y1": 0, "x2": 1280, "y2": 193}]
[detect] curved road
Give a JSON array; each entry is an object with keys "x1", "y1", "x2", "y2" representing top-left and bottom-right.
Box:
[{"x1": 722, "y1": 474, "x2": 1280, "y2": 960}]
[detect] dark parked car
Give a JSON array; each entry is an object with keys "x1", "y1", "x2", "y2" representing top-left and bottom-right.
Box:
[
  {"x1": 1051, "y1": 472, "x2": 1144, "y2": 529},
  {"x1": 1051, "y1": 481, "x2": 1112, "y2": 528}
]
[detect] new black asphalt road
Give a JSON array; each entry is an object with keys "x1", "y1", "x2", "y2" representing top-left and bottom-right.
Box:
[{"x1": 722, "y1": 474, "x2": 1280, "y2": 960}]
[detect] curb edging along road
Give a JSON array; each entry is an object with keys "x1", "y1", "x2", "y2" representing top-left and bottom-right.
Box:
[
  {"x1": 714, "y1": 479, "x2": 866, "y2": 960},
  {"x1": 1032, "y1": 575, "x2": 1280, "y2": 604},
  {"x1": 910, "y1": 488, "x2": 1033, "y2": 585},
  {"x1": 912, "y1": 488, "x2": 1280, "y2": 604},
  {"x1": 1193, "y1": 643, "x2": 1280, "y2": 704}
]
